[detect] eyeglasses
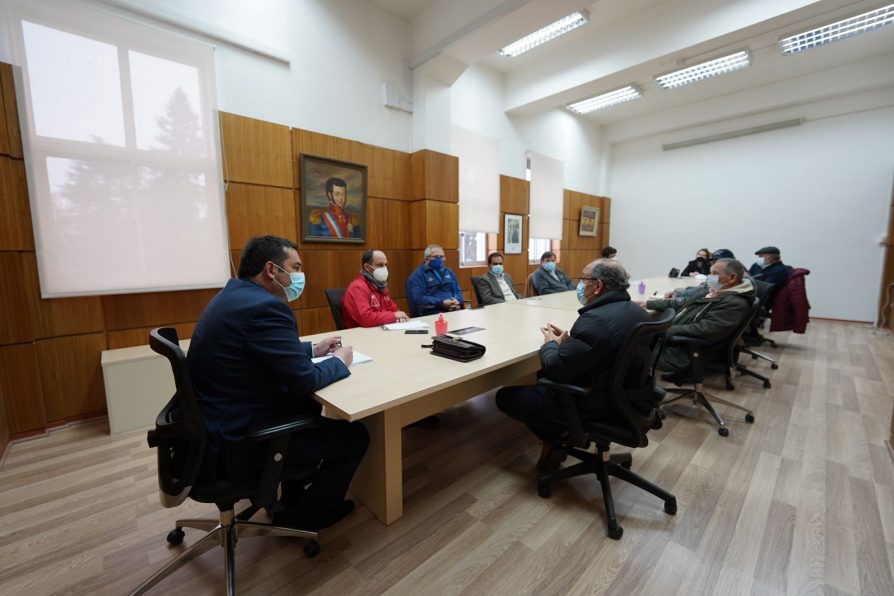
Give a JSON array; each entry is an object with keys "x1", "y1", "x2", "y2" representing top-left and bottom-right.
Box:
[{"x1": 576, "y1": 276, "x2": 600, "y2": 283}]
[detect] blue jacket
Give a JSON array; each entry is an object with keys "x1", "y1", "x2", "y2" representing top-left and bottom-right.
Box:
[
  {"x1": 188, "y1": 278, "x2": 349, "y2": 441},
  {"x1": 748, "y1": 261, "x2": 792, "y2": 287},
  {"x1": 406, "y1": 263, "x2": 463, "y2": 316}
]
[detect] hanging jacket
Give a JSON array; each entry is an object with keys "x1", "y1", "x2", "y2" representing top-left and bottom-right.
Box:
[{"x1": 770, "y1": 268, "x2": 810, "y2": 333}]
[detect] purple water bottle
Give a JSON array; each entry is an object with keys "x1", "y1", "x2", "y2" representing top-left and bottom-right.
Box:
[{"x1": 638, "y1": 280, "x2": 646, "y2": 295}]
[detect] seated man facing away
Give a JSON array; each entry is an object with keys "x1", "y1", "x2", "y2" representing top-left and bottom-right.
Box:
[
  {"x1": 496, "y1": 259, "x2": 651, "y2": 471},
  {"x1": 638, "y1": 258, "x2": 754, "y2": 377},
  {"x1": 531, "y1": 250, "x2": 575, "y2": 295},
  {"x1": 476, "y1": 251, "x2": 522, "y2": 305},
  {"x1": 749, "y1": 246, "x2": 792, "y2": 287},
  {"x1": 670, "y1": 247, "x2": 735, "y2": 301},
  {"x1": 188, "y1": 235, "x2": 369, "y2": 530},
  {"x1": 343, "y1": 248, "x2": 410, "y2": 328},
  {"x1": 407, "y1": 244, "x2": 463, "y2": 315}
]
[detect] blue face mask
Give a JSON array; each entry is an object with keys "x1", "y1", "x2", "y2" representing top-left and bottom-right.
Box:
[
  {"x1": 706, "y1": 274, "x2": 721, "y2": 291},
  {"x1": 543, "y1": 261, "x2": 557, "y2": 272},
  {"x1": 273, "y1": 264, "x2": 305, "y2": 302},
  {"x1": 576, "y1": 280, "x2": 588, "y2": 305},
  {"x1": 490, "y1": 264, "x2": 504, "y2": 276},
  {"x1": 428, "y1": 257, "x2": 443, "y2": 270}
]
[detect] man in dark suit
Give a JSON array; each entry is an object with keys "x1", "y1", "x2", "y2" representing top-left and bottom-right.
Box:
[{"x1": 188, "y1": 235, "x2": 369, "y2": 530}]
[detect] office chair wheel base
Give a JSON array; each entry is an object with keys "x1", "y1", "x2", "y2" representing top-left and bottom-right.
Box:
[
  {"x1": 746, "y1": 413, "x2": 755, "y2": 423},
  {"x1": 762, "y1": 379, "x2": 771, "y2": 388},
  {"x1": 166, "y1": 528, "x2": 185, "y2": 545},
  {"x1": 751, "y1": 354, "x2": 758, "y2": 360},
  {"x1": 771, "y1": 363, "x2": 779, "y2": 370},
  {"x1": 718, "y1": 427, "x2": 729, "y2": 437},
  {"x1": 664, "y1": 498, "x2": 677, "y2": 515},
  {"x1": 537, "y1": 482, "x2": 552, "y2": 498},
  {"x1": 607, "y1": 523, "x2": 623, "y2": 540},
  {"x1": 303, "y1": 540, "x2": 320, "y2": 558}
]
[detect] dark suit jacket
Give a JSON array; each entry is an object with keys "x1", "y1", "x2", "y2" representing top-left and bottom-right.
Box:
[
  {"x1": 188, "y1": 278, "x2": 350, "y2": 441},
  {"x1": 476, "y1": 272, "x2": 522, "y2": 304}
]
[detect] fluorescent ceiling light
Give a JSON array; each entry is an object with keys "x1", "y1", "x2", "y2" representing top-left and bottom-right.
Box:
[
  {"x1": 566, "y1": 85, "x2": 642, "y2": 114},
  {"x1": 780, "y1": 3, "x2": 894, "y2": 55},
  {"x1": 655, "y1": 50, "x2": 751, "y2": 90},
  {"x1": 499, "y1": 11, "x2": 588, "y2": 58}
]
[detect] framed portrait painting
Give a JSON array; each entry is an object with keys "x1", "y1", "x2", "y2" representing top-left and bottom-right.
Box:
[
  {"x1": 300, "y1": 154, "x2": 367, "y2": 243},
  {"x1": 504, "y1": 213, "x2": 523, "y2": 254},
  {"x1": 579, "y1": 205, "x2": 599, "y2": 237}
]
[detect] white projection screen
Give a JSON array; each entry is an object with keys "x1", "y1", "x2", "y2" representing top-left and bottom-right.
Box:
[{"x1": 10, "y1": 0, "x2": 229, "y2": 297}]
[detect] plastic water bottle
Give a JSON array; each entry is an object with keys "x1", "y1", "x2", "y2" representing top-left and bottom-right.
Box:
[
  {"x1": 638, "y1": 280, "x2": 646, "y2": 295},
  {"x1": 435, "y1": 314, "x2": 448, "y2": 336}
]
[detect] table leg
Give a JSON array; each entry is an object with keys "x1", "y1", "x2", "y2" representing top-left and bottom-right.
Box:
[{"x1": 351, "y1": 407, "x2": 403, "y2": 524}]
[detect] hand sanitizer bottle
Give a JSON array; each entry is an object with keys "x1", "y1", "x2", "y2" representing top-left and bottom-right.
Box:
[{"x1": 435, "y1": 314, "x2": 448, "y2": 336}]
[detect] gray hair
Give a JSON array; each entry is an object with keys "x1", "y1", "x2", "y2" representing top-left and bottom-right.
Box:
[
  {"x1": 717, "y1": 258, "x2": 746, "y2": 282},
  {"x1": 423, "y1": 244, "x2": 443, "y2": 259},
  {"x1": 587, "y1": 258, "x2": 630, "y2": 291}
]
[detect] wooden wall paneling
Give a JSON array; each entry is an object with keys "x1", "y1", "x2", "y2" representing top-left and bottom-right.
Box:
[
  {"x1": 0, "y1": 385, "x2": 8, "y2": 458},
  {"x1": 0, "y1": 66, "x2": 10, "y2": 157},
  {"x1": 602, "y1": 197, "x2": 611, "y2": 223},
  {"x1": 36, "y1": 332, "x2": 107, "y2": 422},
  {"x1": 562, "y1": 218, "x2": 602, "y2": 252},
  {"x1": 410, "y1": 150, "x2": 458, "y2": 203},
  {"x1": 0, "y1": 343, "x2": 47, "y2": 434},
  {"x1": 366, "y1": 197, "x2": 411, "y2": 249},
  {"x1": 379, "y1": 249, "x2": 416, "y2": 300},
  {"x1": 0, "y1": 156, "x2": 35, "y2": 250},
  {"x1": 106, "y1": 321, "x2": 197, "y2": 350},
  {"x1": 0, "y1": 252, "x2": 37, "y2": 345},
  {"x1": 19, "y1": 253, "x2": 105, "y2": 339},
  {"x1": 298, "y1": 306, "x2": 337, "y2": 337},
  {"x1": 503, "y1": 253, "x2": 529, "y2": 286},
  {"x1": 225, "y1": 183, "x2": 297, "y2": 251},
  {"x1": 295, "y1": 249, "x2": 366, "y2": 310},
  {"x1": 368, "y1": 146, "x2": 411, "y2": 201},
  {"x1": 293, "y1": 129, "x2": 364, "y2": 190},
  {"x1": 219, "y1": 112, "x2": 293, "y2": 188},
  {"x1": 598, "y1": 222, "x2": 611, "y2": 247},
  {"x1": 0, "y1": 63, "x2": 23, "y2": 158},
  {"x1": 500, "y1": 176, "x2": 529, "y2": 214},
  {"x1": 409, "y1": 200, "x2": 459, "y2": 250},
  {"x1": 101, "y1": 288, "x2": 220, "y2": 331}
]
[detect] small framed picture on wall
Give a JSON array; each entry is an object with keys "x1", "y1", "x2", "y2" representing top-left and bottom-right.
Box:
[
  {"x1": 579, "y1": 205, "x2": 599, "y2": 237},
  {"x1": 504, "y1": 213, "x2": 523, "y2": 254},
  {"x1": 300, "y1": 154, "x2": 367, "y2": 243}
]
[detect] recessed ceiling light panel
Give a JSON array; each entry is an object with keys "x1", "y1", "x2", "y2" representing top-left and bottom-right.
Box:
[
  {"x1": 655, "y1": 50, "x2": 751, "y2": 90},
  {"x1": 566, "y1": 85, "x2": 642, "y2": 114},
  {"x1": 499, "y1": 11, "x2": 588, "y2": 58},
  {"x1": 780, "y1": 3, "x2": 894, "y2": 55}
]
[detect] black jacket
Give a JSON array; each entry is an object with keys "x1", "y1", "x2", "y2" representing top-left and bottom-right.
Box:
[
  {"x1": 539, "y1": 289, "x2": 652, "y2": 413},
  {"x1": 681, "y1": 257, "x2": 710, "y2": 276}
]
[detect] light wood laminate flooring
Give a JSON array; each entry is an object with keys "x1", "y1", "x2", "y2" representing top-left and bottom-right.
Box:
[{"x1": 1, "y1": 320, "x2": 892, "y2": 595}]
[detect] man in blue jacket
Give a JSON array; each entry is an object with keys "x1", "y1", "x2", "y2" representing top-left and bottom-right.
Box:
[
  {"x1": 188, "y1": 235, "x2": 369, "y2": 530},
  {"x1": 406, "y1": 244, "x2": 463, "y2": 316},
  {"x1": 748, "y1": 246, "x2": 792, "y2": 287}
]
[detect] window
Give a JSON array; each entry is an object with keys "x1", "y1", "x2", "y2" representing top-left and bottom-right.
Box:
[
  {"x1": 528, "y1": 238, "x2": 561, "y2": 264},
  {"x1": 460, "y1": 231, "x2": 497, "y2": 267},
  {"x1": 10, "y1": 0, "x2": 228, "y2": 297}
]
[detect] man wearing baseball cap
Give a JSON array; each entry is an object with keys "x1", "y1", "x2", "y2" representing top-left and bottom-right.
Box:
[{"x1": 749, "y1": 246, "x2": 792, "y2": 287}]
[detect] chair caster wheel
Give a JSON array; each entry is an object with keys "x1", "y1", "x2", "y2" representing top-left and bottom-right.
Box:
[
  {"x1": 751, "y1": 354, "x2": 758, "y2": 360},
  {"x1": 762, "y1": 380, "x2": 771, "y2": 389},
  {"x1": 167, "y1": 528, "x2": 185, "y2": 545},
  {"x1": 607, "y1": 523, "x2": 623, "y2": 540},
  {"x1": 665, "y1": 498, "x2": 677, "y2": 515},
  {"x1": 746, "y1": 414, "x2": 755, "y2": 423},
  {"x1": 304, "y1": 540, "x2": 320, "y2": 558},
  {"x1": 718, "y1": 427, "x2": 729, "y2": 437},
  {"x1": 537, "y1": 482, "x2": 551, "y2": 498},
  {"x1": 771, "y1": 363, "x2": 779, "y2": 370}
]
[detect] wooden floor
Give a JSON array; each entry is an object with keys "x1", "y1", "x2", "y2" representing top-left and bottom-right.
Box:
[{"x1": 1, "y1": 320, "x2": 893, "y2": 595}]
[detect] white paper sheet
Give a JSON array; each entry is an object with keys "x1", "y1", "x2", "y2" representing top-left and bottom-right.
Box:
[
  {"x1": 381, "y1": 321, "x2": 429, "y2": 331},
  {"x1": 311, "y1": 351, "x2": 373, "y2": 366}
]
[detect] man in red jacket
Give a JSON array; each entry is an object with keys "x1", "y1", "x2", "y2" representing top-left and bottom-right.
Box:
[{"x1": 342, "y1": 249, "x2": 410, "y2": 328}]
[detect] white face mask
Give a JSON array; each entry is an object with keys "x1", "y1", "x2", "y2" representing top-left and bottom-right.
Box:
[
  {"x1": 754, "y1": 259, "x2": 765, "y2": 269},
  {"x1": 372, "y1": 265, "x2": 389, "y2": 283}
]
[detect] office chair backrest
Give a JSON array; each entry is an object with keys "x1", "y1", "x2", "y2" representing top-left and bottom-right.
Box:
[
  {"x1": 753, "y1": 279, "x2": 776, "y2": 311},
  {"x1": 405, "y1": 279, "x2": 420, "y2": 317},
  {"x1": 607, "y1": 308, "x2": 675, "y2": 443},
  {"x1": 324, "y1": 288, "x2": 347, "y2": 330},
  {"x1": 148, "y1": 327, "x2": 206, "y2": 508},
  {"x1": 524, "y1": 272, "x2": 539, "y2": 297},
  {"x1": 470, "y1": 276, "x2": 484, "y2": 307},
  {"x1": 727, "y1": 298, "x2": 761, "y2": 363}
]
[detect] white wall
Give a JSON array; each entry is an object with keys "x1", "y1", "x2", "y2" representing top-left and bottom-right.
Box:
[
  {"x1": 0, "y1": 0, "x2": 413, "y2": 151},
  {"x1": 608, "y1": 99, "x2": 894, "y2": 322},
  {"x1": 451, "y1": 63, "x2": 606, "y2": 201}
]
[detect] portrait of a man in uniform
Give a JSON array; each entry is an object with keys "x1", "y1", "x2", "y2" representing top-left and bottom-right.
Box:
[{"x1": 301, "y1": 155, "x2": 367, "y2": 244}]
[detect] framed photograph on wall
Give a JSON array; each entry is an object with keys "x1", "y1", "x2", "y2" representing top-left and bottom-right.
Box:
[
  {"x1": 579, "y1": 205, "x2": 599, "y2": 237},
  {"x1": 504, "y1": 213, "x2": 523, "y2": 254},
  {"x1": 300, "y1": 154, "x2": 367, "y2": 243}
]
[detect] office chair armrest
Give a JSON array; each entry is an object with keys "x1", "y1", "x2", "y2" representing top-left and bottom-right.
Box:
[
  {"x1": 245, "y1": 415, "x2": 321, "y2": 442},
  {"x1": 667, "y1": 335, "x2": 713, "y2": 347},
  {"x1": 537, "y1": 377, "x2": 592, "y2": 396},
  {"x1": 537, "y1": 378, "x2": 590, "y2": 448}
]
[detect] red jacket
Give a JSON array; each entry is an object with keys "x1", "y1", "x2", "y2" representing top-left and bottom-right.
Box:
[
  {"x1": 342, "y1": 274, "x2": 400, "y2": 328},
  {"x1": 770, "y1": 268, "x2": 810, "y2": 333}
]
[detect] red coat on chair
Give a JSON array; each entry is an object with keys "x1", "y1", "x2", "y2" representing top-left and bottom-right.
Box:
[{"x1": 770, "y1": 268, "x2": 811, "y2": 333}]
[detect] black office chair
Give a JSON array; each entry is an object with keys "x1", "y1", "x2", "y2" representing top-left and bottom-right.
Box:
[
  {"x1": 470, "y1": 275, "x2": 485, "y2": 307},
  {"x1": 741, "y1": 279, "x2": 780, "y2": 366},
  {"x1": 523, "y1": 272, "x2": 540, "y2": 297},
  {"x1": 661, "y1": 299, "x2": 758, "y2": 437},
  {"x1": 535, "y1": 309, "x2": 677, "y2": 540},
  {"x1": 324, "y1": 287, "x2": 347, "y2": 330},
  {"x1": 131, "y1": 328, "x2": 321, "y2": 596},
  {"x1": 405, "y1": 280, "x2": 421, "y2": 317}
]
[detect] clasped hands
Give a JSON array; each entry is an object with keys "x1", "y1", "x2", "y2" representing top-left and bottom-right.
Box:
[
  {"x1": 541, "y1": 323, "x2": 569, "y2": 346},
  {"x1": 313, "y1": 336, "x2": 354, "y2": 366},
  {"x1": 442, "y1": 298, "x2": 462, "y2": 311}
]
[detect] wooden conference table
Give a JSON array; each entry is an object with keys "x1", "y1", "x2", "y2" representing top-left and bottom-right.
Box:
[{"x1": 307, "y1": 276, "x2": 700, "y2": 524}]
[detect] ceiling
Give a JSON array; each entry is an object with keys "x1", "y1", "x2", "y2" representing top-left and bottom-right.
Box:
[{"x1": 369, "y1": 0, "x2": 894, "y2": 136}]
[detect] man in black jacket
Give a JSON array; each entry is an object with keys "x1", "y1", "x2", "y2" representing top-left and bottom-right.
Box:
[{"x1": 495, "y1": 259, "x2": 651, "y2": 471}]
